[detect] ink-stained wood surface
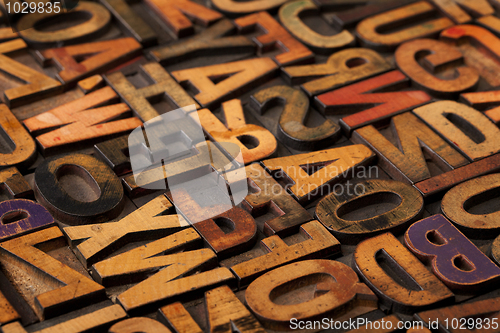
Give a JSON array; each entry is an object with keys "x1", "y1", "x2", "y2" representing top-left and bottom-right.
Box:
[
  {"x1": 4, "y1": 0, "x2": 500, "y2": 332},
  {"x1": 441, "y1": 173, "x2": 500, "y2": 238},
  {"x1": 353, "y1": 232, "x2": 454, "y2": 314},
  {"x1": 356, "y1": 1, "x2": 454, "y2": 51},
  {"x1": 352, "y1": 112, "x2": 469, "y2": 184},
  {"x1": 395, "y1": 38, "x2": 479, "y2": 98},
  {"x1": 262, "y1": 145, "x2": 375, "y2": 204},
  {"x1": 316, "y1": 179, "x2": 424, "y2": 244},
  {"x1": 245, "y1": 259, "x2": 378, "y2": 330}
]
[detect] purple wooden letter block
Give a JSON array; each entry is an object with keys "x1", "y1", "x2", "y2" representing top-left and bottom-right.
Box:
[
  {"x1": 405, "y1": 214, "x2": 500, "y2": 292},
  {"x1": 0, "y1": 199, "x2": 54, "y2": 241}
]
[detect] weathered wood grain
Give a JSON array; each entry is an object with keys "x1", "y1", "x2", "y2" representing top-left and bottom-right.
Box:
[
  {"x1": 251, "y1": 85, "x2": 341, "y2": 150},
  {"x1": 150, "y1": 19, "x2": 254, "y2": 66},
  {"x1": 105, "y1": 62, "x2": 199, "y2": 122},
  {"x1": 316, "y1": 179, "x2": 424, "y2": 244},
  {"x1": 39, "y1": 38, "x2": 142, "y2": 87},
  {"x1": 34, "y1": 153, "x2": 125, "y2": 225},
  {"x1": 230, "y1": 220, "x2": 340, "y2": 288},
  {"x1": 356, "y1": 1, "x2": 453, "y2": 51},
  {"x1": 242, "y1": 163, "x2": 312, "y2": 236},
  {"x1": 235, "y1": 11, "x2": 313, "y2": 66},
  {"x1": 196, "y1": 99, "x2": 277, "y2": 164},
  {"x1": 246, "y1": 259, "x2": 377, "y2": 330},
  {"x1": 17, "y1": 1, "x2": 112, "y2": 47},
  {"x1": 0, "y1": 39, "x2": 63, "y2": 108},
  {"x1": 316, "y1": 70, "x2": 432, "y2": 134},
  {"x1": 0, "y1": 227, "x2": 106, "y2": 319},
  {"x1": 282, "y1": 48, "x2": 391, "y2": 96},
  {"x1": 395, "y1": 38, "x2": 479, "y2": 98},
  {"x1": 414, "y1": 101, "x2": 500, "y2": 161},
  {"x1": 171, "y1": 58, "x2": 278, "y2": 109},
  {"x1": 0, "y1": 168, "x2": 32, "y2": 200},
  {"x1": 0, "y1": 105, "x2": 37, "y2": 171},
  {"x1": 279, "y1": 0, "x2": 355, "y2": 54},
  {"x1": 353, "y1": 232, "x2": 453, "y2": 314},
  {"x1": 352, "y1": 112, "x2": 469, "y2": 184},
  {"x1": 262, "y1": 145, "x2": 375, "y2": 204},
  {"x1": 441, "y1": 174, "x2": 500, "y2": 239}
]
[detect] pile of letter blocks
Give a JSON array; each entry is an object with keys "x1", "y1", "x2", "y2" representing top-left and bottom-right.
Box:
[{"x1": 2, "y1": 0, "x2": 500, "y2": 331}]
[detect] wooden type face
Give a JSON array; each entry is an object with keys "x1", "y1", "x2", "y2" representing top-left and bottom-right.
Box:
[
  {"x1": 441, "y1": 24, "x2": 500, "y2": 88},
  {"x1": 17, "y1": 2, "x2": 112, "y2": 48},
  {"x1": 316, "y1": 179, "x2": 424, "y2": 244},
  {"x1": 353, "y1": 232, "x2": 454, "y2": 314},
  {"x1": 251, "y1": 85, "x2": 342, "y2": 150},
  {"x1": 395, "y1": 38, "x2": 479, "y2": 98},
  {"x1": 5, "y1": 1, "x2": 500, "y2": 332},
  {"x1": 278, "y1": 0, "x2": 355, "y2": 54},
  {"x1": 356, "y1": 1, "x2": 454, "y2": 51},
  {"x1": 405, "y1": 214, "x2": 500, "y2": 292},
  {"x1": 352, "y1": 112, "x2": 469, "y2": 184},
  {"x1": 0, "y1": 106, "x2": 37, "y2": 171},
  {"x1": 33, "y1": 153, "x2": 125, "y2": 225}
]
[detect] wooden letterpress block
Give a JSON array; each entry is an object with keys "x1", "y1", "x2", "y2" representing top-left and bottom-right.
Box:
[
  {"x1": 0, "y1": 106, "x2": 36, "y2": 171},
  {"x1": 278, "y1": 0, "x2": 355, "y2": 54},
  {"x1": 90, "y1": 228, "x2": 208, "y2": 286},
  {"x1": 144, "y1": 0, "x2": 222, "y2": 38},
  {"x1": 245, "y1": 259, "x2": 377, "y2": 331},
  {"x1": 23, "y1": 86, "x2": 142, "y2": 155},
  {"x1": 316, "y1": 179, "x2": 424, "y2": 244},
  {"x1": 94, "y1": 135, "x2": 131, "y2": 176},
  {"x1": 243, "y1": 163, "x2": 312, "y2": 236},
  {"x1": 354, "y1": 233, "x2": 454, "y2": 314},
  {"x1": 352, "y1": 112, "x2": 468, "y2": 184},
  {"x1": 34, "y1": 153, "x2": 125, "y2": 225},
  {"x1": 17, "y1": 2, "x2": 112, "y2": 48},
  {"x1": 0, "y1": 227, "x2": 106, "y2": 319},
  {"x1": 1, "y1": 302, "x2": 126, "y2": 333},
  {"x1": 0, "y1": 199, "x2": 54, "y2": 241},
  {"x1": 319, "y1": 0, "x2": 416, "y2": 29},
  {"x1": 63, "y1": 194, "x2": 188, "y2": 267},
  {"x1": 211, "y1": 0, "x2": 288, "y2": 15},
  {"x1": 395, "y1": 39, "x2": 479, "y2": 98},
  {"x1": 0, "y1": 39, "x2": 62, "y2": 108},
  {"x1": 37, "y1": 38, "x2": 142, "y2": 87},
  {"x1": 165, "y1": 191, "x2": 258, "y2": 258},
  {"x1": 417, "y1": 298, "x2": 500, "y2": 333},
  {"x1": 226, "y1": 220, "x2": 341, "y2": 288},
  {"x1": 405, "y1": 214, "x2": 500, "y2": 292},
  {"x1": 251, "y1": 85, "x2": 341, "y2": 150},
  {"x1": 150, "y1": 19, "x2": 254, "y2": 66},
  {"x1": 441, "y1": 173, "x2": 500, "y2": 239},
  {"x1": 282, "y1": 48, "x2": 391, "y2": 96},
  {"x1": 234, "y1": 11, "x2": 313, "y2": 66},
  {"x1": 196, "y1": 99, "x2": 277, "y2": 164},
  {"x1": 77, "y1": 75, "x2": 105, "y2": 94},
  {"x1": 105, "y1": 62, "x2": 199, "y2": 122},
  {"x1": 414, "y1": 153, "x2": 500, "y2": 199},
  {"x1": 171, "y1": 58, "x2": 279, "y2": 109},
  {"x1": 315, "y1": 70, "x2": 432, "y2": 135},
  {"x1": 356, "y1": 1, "x2": 453, "y2": 51},
  {"x1": 460, "y1": 90, "x2": 500, "y2": 124},
  {"x1": 159, "y1": 286, "x2": 266, "y2": 333},
  {"x1": 414, "y1": 101, "x2": 500, "y2": 161},
  {"x1": 262, "y1": 145, "x2": 375, "y2": 204},
  {"x1": 109, "y1": 317, "x2": 172, "y2": 333},
  {"x1": 441, "y1": 24, "x2": 500, "y2": 88},
  {"x1": 100, "y1": 0, "x2": 158, "y2": 47},
  {"x1": 432, "y1": 0, "x2": 493, "y2": 23}
]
